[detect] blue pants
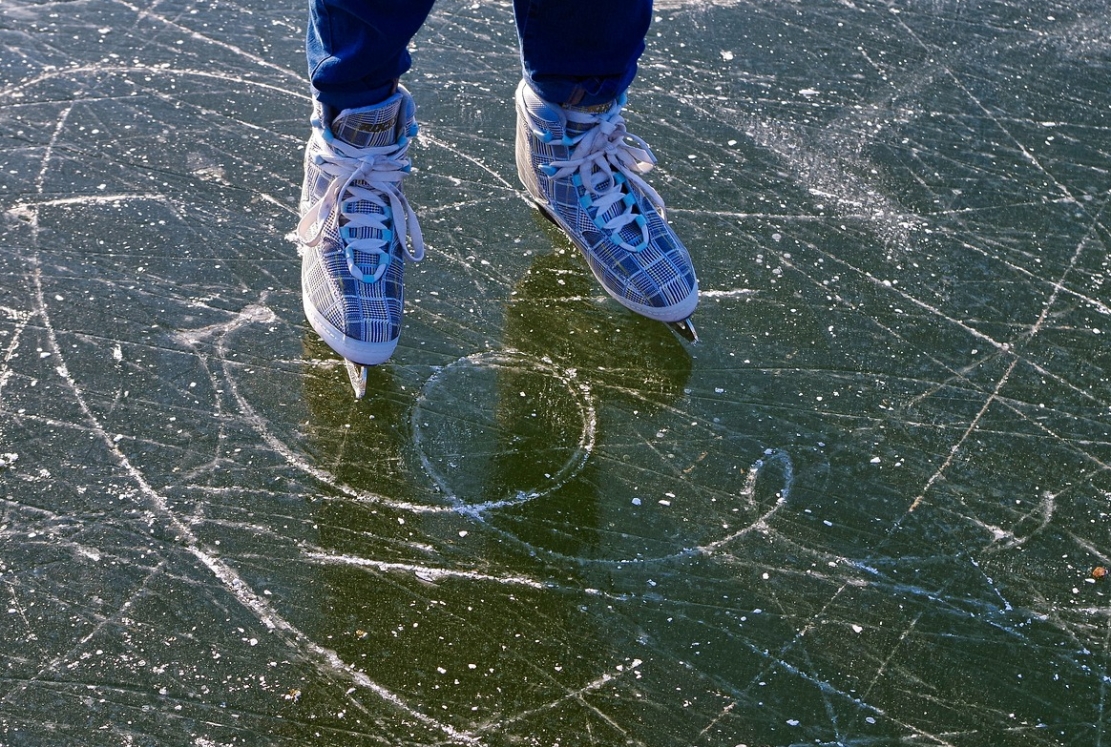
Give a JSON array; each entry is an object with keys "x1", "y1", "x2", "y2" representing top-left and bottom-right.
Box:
[{"x1": 307, "y1": 0, "x2": 652, "y2": 110}]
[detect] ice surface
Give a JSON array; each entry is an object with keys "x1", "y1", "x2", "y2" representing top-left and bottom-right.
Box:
[{"x1": 3, "y1": 0, "x2": 1111, "y2": 745}]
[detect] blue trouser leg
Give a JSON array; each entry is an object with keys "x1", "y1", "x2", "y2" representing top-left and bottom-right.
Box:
[
  {"x1": 305, "y1": 0, "x2": 653, "y2": 110},
  {"x1": 306, "y1": 0, "x2": 436, "y2": 110},
  {"x1": 513, "y1": 0, "x2": 652, "y2": 107}
]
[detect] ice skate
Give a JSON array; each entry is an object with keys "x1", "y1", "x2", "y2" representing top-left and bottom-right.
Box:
[
  {"x1": 297, "y1": 87, "x2": 424, "y2": 397},
  {"x1": 514, "y1": 80, "x2": 698, "y2": 338}
]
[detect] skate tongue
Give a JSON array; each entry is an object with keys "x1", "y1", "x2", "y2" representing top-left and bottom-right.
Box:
[
  {"x1": 331, "y1": 95, "x2": 403, "y2": 149},
  {"x1": 563, "y1": 99, "x2": 618, "y2": 138},
  {"x1": 567, "y1": 101, "x2": 614, "y2": 115}
]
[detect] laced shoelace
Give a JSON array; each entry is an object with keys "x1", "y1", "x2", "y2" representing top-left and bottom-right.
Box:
[
  {"x1": 540, "y1": 106, "x2": 666, "y2": 253},
  {"x1": 297, "y1": 131, "x2": 424, "y2": 283}
]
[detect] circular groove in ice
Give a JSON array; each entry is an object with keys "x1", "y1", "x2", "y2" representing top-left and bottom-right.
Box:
[{"x1": 411, "y1": 349, "x2": 597, "y2": 513}]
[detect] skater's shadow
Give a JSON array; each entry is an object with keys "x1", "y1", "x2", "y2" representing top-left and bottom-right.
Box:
[
  {"x1": 276, "y1": 232, "x2": 695, "y2": 735},
  {"x1": 473, "y1": 229, "x2": 694, "y2": 560}
]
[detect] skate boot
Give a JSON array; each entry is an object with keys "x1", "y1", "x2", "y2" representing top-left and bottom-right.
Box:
[
  {"x1": 514, "y1": 80, "x2": 698, "y2": 338},
  {"x1": 297, "y1": 87, "x2": 424, "y2": 396}
]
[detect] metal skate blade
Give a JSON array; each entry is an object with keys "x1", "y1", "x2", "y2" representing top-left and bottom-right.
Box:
[
  {"x1": 344, "y1": 359, "x2": 368, "y2": 399},
  {"x1": 668, "y1": 317, "x2": 699, "y2": 343},
  {"x1": 536, "y1": 202, "x2": 558, "y2": 226}
]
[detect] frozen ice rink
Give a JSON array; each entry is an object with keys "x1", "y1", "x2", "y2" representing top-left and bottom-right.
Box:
[{"x1": 3, "y1": 0, "x2": 1111, "y2": 744}]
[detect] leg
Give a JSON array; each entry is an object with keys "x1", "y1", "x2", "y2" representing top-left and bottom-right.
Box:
[
  {"x1": 307, "y1": 0, "x2": 436, "y2": 110},
  {"x1": 512, "y1": 0, "x2": 652, "y2": 106},
  {"x1": 511, "y1": 0, "x2": 700, "y2": 327},
  {"x1": 299, "y1": 0, "x2": 433, "y2": 384}
]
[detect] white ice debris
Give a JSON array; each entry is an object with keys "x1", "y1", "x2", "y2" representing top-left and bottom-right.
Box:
[{"x1": 76, "y1": 545, "x2": 101, "y2": 562}]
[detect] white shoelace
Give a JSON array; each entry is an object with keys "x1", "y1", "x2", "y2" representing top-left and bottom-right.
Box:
[
  {"x1": 545, "y1": 108, "x2": 666, "y2": 252},
  {"x1": 297, "y1": 132, "x2": 424, "y2": 283}
]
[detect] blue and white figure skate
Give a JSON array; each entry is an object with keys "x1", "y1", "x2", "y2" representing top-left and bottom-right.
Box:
[
  {"x1": 297, "y1": 87, "x2": 424, "y2": 397},
  {"x1": 514, "y1": 80, "x2": 699, "y2": 341}
]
